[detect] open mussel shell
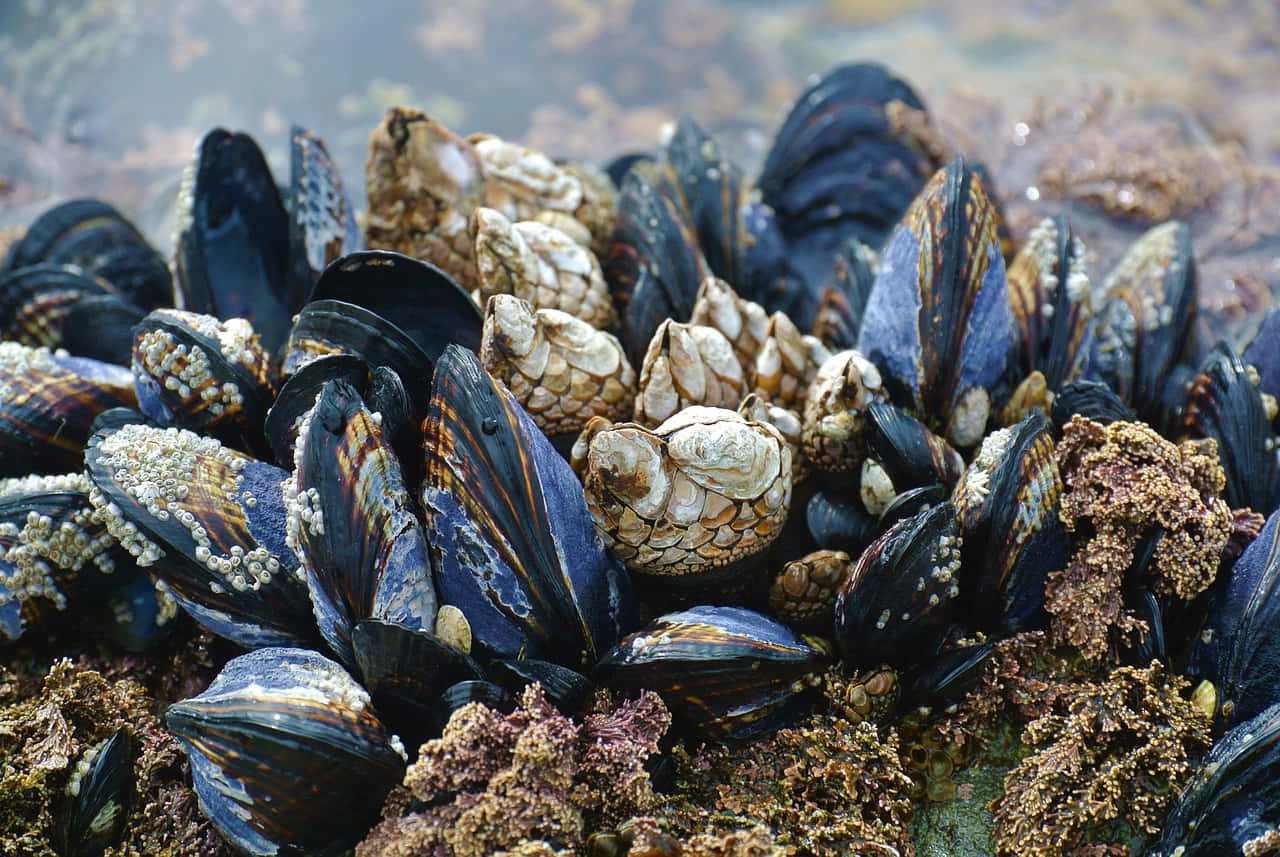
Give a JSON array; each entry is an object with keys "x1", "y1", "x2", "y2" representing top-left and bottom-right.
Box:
[
  {"x1": 0, "y1": 343, "x2": 137, "y2": 476},
  {"x1": 834, "y1": 501, "x2": 962, "y2": 671},
  {"x1": 55, "y1": 727, "x2": 135, "y2": 857},
  {"x1": 605, "y1": 163, "x2": 710, "y2": 366},
  {"x1": 857, "y1": 157, "x2": 1014, "y2": 449},
  {"x1": 3, "y1": 198, "x2": 171, "y2": 311},
  {"x1": 952, "y1": 412, "x2": 1065, "y2": 634},
  {"x1": 352, "y1": 619, "x2": 483, "y2": 749},
  {"x1": 596, "y1": 605, "x2": 829, "y2": 740},
  {"x1": 1147, "y1": 703, "x2": 1280, "y2": 857},
  {"x1": 758, "y1": 62, "x2": 946, "y2": 293},
  {"x1": 422, "y1": 345, "x2": 635, "y2": 667},
  {"x1": 166, "y1": 647, "x2": 406, "y2": 857},
  {"x1": 1091, "y1": 220, "x2": 1198, "y2": 428},
  {"x1": 1050, "y1": 378, "x2": 1135, "y2": 429},
  {"x1": 287, "y1": 379, "x2": 437, "y2": 667},
  {"x1": 175, "y1": 128, "x2": 294, "y2": 351},
  {"x1": 84, "y1": 419, "x2": 315, "y2": 649},
  {"x1": 1182, "y1": 343, "x2": 1279, "y2": 516},
  {"x1": 489, "y1": 658, "x2": 593, "y2": 714},
  {"x1": 131, "y1": 309, "x2": 276, "y2": 456},
  {"x1": 1190, "y1": 509, "x2": 1280, "y2": 726},
  {"x1": 0, "y1": 472, "x2": 127, "y2": 642},
  {"x1": 305, "y1": 250, "x2": 482, "y2": 365},
  {"x1": 287, "y1": 125, "x2": 362, "y2": 305},
  {"x1": 264, "y1": 354, "x2": 368, "y2": 464}
]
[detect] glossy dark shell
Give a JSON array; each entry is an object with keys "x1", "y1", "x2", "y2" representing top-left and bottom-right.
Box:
[
  {"x1": 758, "y1": 63, "x2": 944, "y2": 291},
  {"x1": 56, "y1": 727, "x2": 134, "y2": 857},
  {"x1": 84, "y1": 420, "x2": 315, "y2": 649},
  {"x1": 3, "y1": 198, "x2": 171, "y2": 311},
  {"x1": 605, "y1": 164, "x2": 710, "y2": 366},
  {"x1": 1191, "y1": 509, "x2": 1280, "y2": 726},
  {"x1": 288, "y1": 379, "x2": 437, "y2": 667},
  {"x1": 489, "y1": 658, "x2": 593, "y2": 715},
  {"x1": 166, "y1": 647, "x2": 405, "y2": 857},
  {"x1": 856, "y1": 158, "x2": 1014, "y2": 447},
  {"x1": 596, "y1": 605, "x2": 828, "y2": 740},
  {"x1": 1147, "y1": 703, "x2": 1280, "y2": 857},
  {"x1": 174, "y1": 129, "x2": 293, "y2": 350},
  {"x1": 0, "y1": 263, "x2": 137, "y2": 361},
  {"x1": 264, "y1": 354, "x2": 369, "y2": 465},
  {"x1": 1090, "y1": 220, "x2": 1197, "y2": 429},
  {"x1": 287, "y1": 125, "x2": 362, "y2": 308},
  {"x1": 1243, "y1": 305, "x2": 1280, "y2": 412},
  {"x1": 806, "y1": 488, "x2": 875, "y2": 554},
  {"x1": 1050, "y1": 379, "x2": 1135, "y2": 429},
  {"x1": 952, "y1": 412, "x2": 1065, "y2": 634},
  {"x1": 422, "y1": 345, "x2": 635, "y2": 667},
  {"x1": 865, "y1": 402, "x2": 964, "y2": 494},
  {"x1": 834, "y1": 501, "x2": 962, "y2": 670},
  {"x1": 813, "y1": 237, "x2": 875, "y2": 350},
  {"x1": 0, "y1": 345, "x2": 137, "y2": 476},
  {"x1": 1182, "y1": 343, "x2": 1279, "y2": 516}
]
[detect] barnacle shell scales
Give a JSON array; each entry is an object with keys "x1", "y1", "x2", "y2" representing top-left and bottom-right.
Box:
[{"x1": 582, "y1": 406, "x2": 792, "y2": 580}]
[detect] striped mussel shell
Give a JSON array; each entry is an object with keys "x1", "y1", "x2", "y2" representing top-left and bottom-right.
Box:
[
  {"x1": 2, "y1": 198, "x2": 171, "y2": 312},
  {"x1": 365, "y1": 109, "x2": 488, "y2": 292},
  {"x1": 1182, "y1": 343, "x2": 1280, "y2": 516},
  {"x1": 84, "y1": 415, "x2": 315, "y2": 649},
  {"x1": 605, "y1": 162, "x2": 710, "y2": 366},
  {"x1": 634, "y1": 319, "x2": 746, "y2": 427},
  {"x1": 0, "y1": 263, "x2": 144, "y2": 365},
  {"x1": 768, "y1": 548, "x2": 852, "y2": 630},
  {"x1": 688, "y1": 276, "x2": 770, "y2": 368},
  {"x1": 596, "y1": 605, "x2": 829, "y2": 739},
  {"x1": 750, "y1": 311, "x2": 831, "y2": 411},
  {"x1": 800, "y1": 348, "x2": 888, "y2": 473},
  {"x1": 1005, "y1": 212, "x2": 1094, "y2": 418},
  {"x1": 1090, "y1": 220, "x2": 1198, "y2": 430},
  {"x1": 1050, "y1": 378, "x2": 1135, "y2": 429},
  {"x1": 856, "y1": 157, "x2": 1014, "y2": 448},
  {"x1": 131, "y1": 309, "x2": 277, "y2": 457},
  {"x1": 951, "y1": 411, "x2": 1065, "y2": 634},
  {"x1": 833, "y1": 501, "x2": 962, "y2": 670},
  {"x1": 0, "y1": 472, "x2": 126, "y2": 641},
  {"x1": 422, "y1": 345, "x2": 635, "y2": 667},
  {"x1": 284, "y1": 379, "x2": 437, "y2": 668},
  {"x1": 1190, "y1": 508, "x2": 1280, "y2": 727},
  {"x1": 0, "y1": 342, "x2": 137, "y2": 476},
  {"x1": 581, "y1": 406, "x2": 792, "y2": 585},
  {"x1": 472, "y1": 207, "x2": 617, "y2": 330},
  {"x1": 480, "y1": 294, "x2": 635, "y2": 442},
  {"x1": 1146, "y1": 703, "x2": 1280, "y2": 857},
  {"x1": 166, "y1": 647, "x2": 406, "y2": 857},
  {"x1": 812, "y1": 237, "x2": 876, "y2": 352},
  {"x1": 859, "y1": 402, "x2": 963, "y2": 517},
  {"x1": 56, "y1": 727, "x2": 135, "y2": 857}
]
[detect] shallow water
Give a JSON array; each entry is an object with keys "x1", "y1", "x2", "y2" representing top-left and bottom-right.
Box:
[{"x1": 2, "y1": 0, "x2": 1278, "y2": 338}]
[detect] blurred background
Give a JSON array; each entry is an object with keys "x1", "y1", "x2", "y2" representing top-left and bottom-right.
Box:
[{"x1": 2, "y1": 0, "x2": 1279, "y2": 336}]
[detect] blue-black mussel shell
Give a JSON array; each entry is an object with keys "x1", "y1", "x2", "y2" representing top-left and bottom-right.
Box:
[{"x1": 422, "y1": 345, "x2": 635, "y2": 668}]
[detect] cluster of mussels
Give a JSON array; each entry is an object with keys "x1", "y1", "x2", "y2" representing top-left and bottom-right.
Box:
[{"x1": 2, "y1": 62, "x2": 1280, "y2": 857}]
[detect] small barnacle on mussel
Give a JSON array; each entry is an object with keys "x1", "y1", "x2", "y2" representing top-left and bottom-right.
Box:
[
  {"x1": 1091, "y1": 220, "x2": 1198, "y2": 431},
  {"x1": 596, "y1": 604, "x2": 829, "y2": 740},
  {"x1": 0, "y1": 342, "x2": 137, "y2": 476},
  {"x1": 800, "y1": 348, "x2": 888, "y2": 473},
  {"x1": 166, "y1": 647, "x2": 406, "y2": 857},
  {"x1": 688, "y1": 275, "x2": 770, "y2": 368},
  {"x1": 833, "y1": 502, "x2": 962, "y2": 671},
  {"x1": 1182, "y1": 343, "x2": 1280, "y2": 516},
  {"x1": 0, "y1": 263, "x2": 145, "y2": 364},
  {"x1": 1003, "y1": 212, "x2": 1094, "y2": 423},
  {"x1": 0, "y1": 472, "x2": 127, "y2": 641},
  {"x1": 952, "y1": 412, "x2": 1065, "y2": 634},
  {"x1": 757, "y1": 62, "x2": 949, "y2": 301},
  {"x1": 479, "y1": 293, "x2": 635, "y2": 445},
  {"x1": 422, "y1": 344, "x2": 634, "y2": 667},
  {"x1": 580, "y1": 406, "x2": 791, "y2": 588},
  {"x1": 606, "y1": 162, "x2": 710, "y2": 366},
  {"x1": 2, "y1": 197, "x2": 172, "y2": 312},
  {"x1": 856, "y1": 157, "x2": 1014, "y2": 449},
  {"x1": 859, "y1": 401, "x2": 963, "y2": 517},
  {"x1": 472, "y1": 206, "x2": 616, "y2": 330},
  {"x1": 84, "y1": 415, "x2": 316, "y2": 649},
  {"x1": 284, "y1": 379, "x2": 437, "y2": 668},
  {"x1": 634, "y1": 319, "x2": 745, "y2": 426},
  {"x1": 1190, "y1": 508, "x2": 1280, "y2": 726},
  {"x1": 131, "y1": 309, "x2": 277, "y2": 457},
  {"x1": 1146, "y1": 703, "x2": 1280, "y2": 857}
]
